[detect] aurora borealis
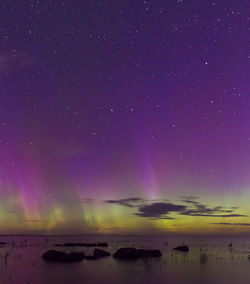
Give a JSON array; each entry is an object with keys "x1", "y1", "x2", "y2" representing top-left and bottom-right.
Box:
[{"x1": 0, "y1": 1, "x2": 249, "y2": 235}]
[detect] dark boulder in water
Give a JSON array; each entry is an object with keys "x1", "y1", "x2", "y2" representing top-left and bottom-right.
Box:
[
  {"x1": 62, "y1": 252, "x2": 85, "y2": 262},
  {"x1": 113, "y1": 248, "x2": 138, "y2": 259},
  {"x1": 113, "y1": 248, "x2": 162, "y2": 260},
  {"x1": 42, "y1": 250, "x2": 66, "y2": 261},
  {"x1": 94, "y1": 248, "x2": 110, "y2": 257},
  {"x1": 173, "y1": 245, "x2": 189, "y2": 252},
  {"x1": 42, "y1": 250, "x2": 85, "y2": 262}
]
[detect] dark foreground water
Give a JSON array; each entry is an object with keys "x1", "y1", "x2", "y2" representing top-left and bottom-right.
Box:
[{"x1": 0, "y1": 235, "x2": 249, "y2": 284}]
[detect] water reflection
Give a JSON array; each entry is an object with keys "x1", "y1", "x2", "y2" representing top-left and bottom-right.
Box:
[{"x1": 0, "y1": 236, "x2": 249, "y2": 284}]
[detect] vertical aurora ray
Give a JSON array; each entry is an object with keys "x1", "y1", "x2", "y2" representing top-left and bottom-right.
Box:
[{"x1": 0, "y1": 1, "x2": 249, "y2": 235}]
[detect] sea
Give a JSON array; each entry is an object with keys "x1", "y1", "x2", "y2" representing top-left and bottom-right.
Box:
[{"x1": 0, "y1": 235, "x2": 249, "y2": 284}]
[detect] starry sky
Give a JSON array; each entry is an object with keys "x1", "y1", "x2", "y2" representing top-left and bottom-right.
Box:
[{"x1": 0, "y1": 1, "x2": 249, "y2": 235}]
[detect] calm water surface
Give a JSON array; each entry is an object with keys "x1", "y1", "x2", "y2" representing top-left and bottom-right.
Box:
[{"x1": 0, "y1": 236, "x2": 249, "y2": 284}]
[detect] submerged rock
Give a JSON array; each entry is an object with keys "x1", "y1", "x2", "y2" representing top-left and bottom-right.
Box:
[
  {"x1": 173, "y1": 245, "x2": 189, "y2": 252},
  {"x1": 136, "y1": 249, "x2": 162, "y2": 257},
  {"x1": 85, "y1": 255, "x2": 99, "y2": 260},
  {"x1": 55, "y1": 242, "x2": 108, "y2": 247},
  {"x1": 200, "y1": 253, "x2": 208, "y2": 264},
  {"x1": 42, "y1": 250, "x2": 85, "y2": 262},
  {"x1": 113, "y1": 248, "x2": 162, "y2": 260},
  {"x1": 94, "y1": 248, "x2": 110, "y2": 257}
]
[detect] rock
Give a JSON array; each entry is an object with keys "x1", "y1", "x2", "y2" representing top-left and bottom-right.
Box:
[
  {"x1": 95, "y1": 242, "x2": 108, "y2": 247},
  {"x1": 62, "y1": 252, "x2": 85, "y2": 262},
  {"x1": 113, "y1": 248, "x2": 138, "y2": 259},
  {"x1": 42, "y1": 250, "x2": 85, "y2": 262},
  {"x1": 173, "y1": 245, "x2": 189, "y2": 252},
  {"x1": 113, "y1": 248, "x2": 162, "y2": 260},
  {"x1": 55, "y1": 242, "x2": 108, "y2": 247},
  {"x1": 0, "y1": 242, "x2": 6, "y2": 245},
  {"x1": 85, "y1": 255, "x2": 99, "y2": 260},
  {"x1": 94, "y1": 248, "x2": 110, "y2": 258},
  {"x1": 136, "y1": 249, "x2": 162, "y2": 257},
  {"x1": 84, "y1": 249, "x2": 110, "y2": 260},
  {"x1": 42, "y1": 250, "x2": 67, "y2": 262}
]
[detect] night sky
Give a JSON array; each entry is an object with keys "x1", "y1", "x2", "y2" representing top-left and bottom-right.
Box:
[{"x1": 0, "y1": 1, "x2": 249, "y2": 235}]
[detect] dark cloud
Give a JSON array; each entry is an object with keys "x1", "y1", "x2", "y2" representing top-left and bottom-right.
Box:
[
  {"x1": 149, "y1": 217, "x2": 176, "y2": 220},
  {"x1": 177, "y1": 198, "x2": 247, "y2": 218},
  {"x1": 181, "y1": 203, "x2": 247, "y2": 217},
  {"x1": 179, "y1": 196, "x2": 200, "y2": 205},
  {"x1": 105, "y1": 198, "x2": 143, "y2": 208},
  {"x1": 135, "y1": 202, "x2": 186, "y2": 218},
  {"x1": 105, "y1": 197, "x2": 248, "y2": 220},
  {"x1": 211, "y1": 223, "x2": 250, "y2": 226},
  {"x1": 186, "y1": 213, "x2": 247, "y2": 217},
  {"x1": 182, "y1": 200, "x2": 200, "y2": 205}
]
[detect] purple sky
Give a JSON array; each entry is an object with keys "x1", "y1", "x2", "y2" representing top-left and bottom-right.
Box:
[{"x1": 0, "y1": 1, "x2": 249, "y2": 234}]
